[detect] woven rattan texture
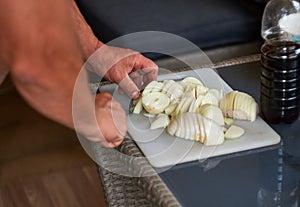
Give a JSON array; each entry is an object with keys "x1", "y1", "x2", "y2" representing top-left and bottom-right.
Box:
[
  {"x1": 98, "y1": 167, "x2": 151, "y2": 207},
  {"x1": 96, "y1": 137, "x2": 181, "y2": 207},
  {"x1": 96, "y1": 54, "x2": 261, "y2": 207},
  {"x1": 172, "y1": 53, "x2": 260, "y2": 72}
]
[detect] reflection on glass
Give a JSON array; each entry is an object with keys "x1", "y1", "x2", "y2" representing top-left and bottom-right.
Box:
[
  {"x1": 257, "y1": 140, "x2": 300, "y2": 207},
  {"x1": 257, "y1": 186, "x2": 299, "y2": 207}
]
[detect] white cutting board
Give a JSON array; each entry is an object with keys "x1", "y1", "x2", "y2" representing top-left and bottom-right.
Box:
[{"x1": 101, "y1": 68, "x2": 281, "y2": 168}]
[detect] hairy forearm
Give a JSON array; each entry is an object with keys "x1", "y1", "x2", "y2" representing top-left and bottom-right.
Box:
[
  {"x1": 0, "y1": 0, "x2": 89, "y2": 129},
  {"x1": 70, "y1": 1, "x2": 104, "y2": 59},
  {"x1": 0, "y1": 65, "x2": 9, "y2": 84},
  {"x1": 0, "y1": 0, "x2": 131, "y2": 146}
]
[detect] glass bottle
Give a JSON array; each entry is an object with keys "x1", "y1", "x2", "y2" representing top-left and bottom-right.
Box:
[{"x1": 260, "y1": 0, "x2": 300, "y2": 124}]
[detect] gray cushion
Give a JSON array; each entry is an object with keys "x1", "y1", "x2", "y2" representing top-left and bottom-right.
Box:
[{"x1": 76, "y1": 0, "x2": 262, "y2": 51}]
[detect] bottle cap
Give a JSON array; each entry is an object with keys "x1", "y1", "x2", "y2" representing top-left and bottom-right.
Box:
[{"x1": 262, "y1": 0, "x2": 300, "y2": 43}]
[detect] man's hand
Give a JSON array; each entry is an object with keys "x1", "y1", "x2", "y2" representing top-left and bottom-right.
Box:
[
  {"x1": 0, "y1": 0, "x2": 156, "y2": 148},
  {"x1": 94, "y1": 93, "x2": 127, "y2": 147},
  {"x1": 88, "y1": 45, "x2": 158, "y2": 99},
  {"x1": 104, "y1": 47, "x2": 158, "y2": 99}
]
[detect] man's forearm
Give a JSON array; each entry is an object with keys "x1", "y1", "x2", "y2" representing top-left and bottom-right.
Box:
[
  {"x1": 70, "y1": 1, "x2": 104, "y2": 59},
  {"x1": 0, "y1": 65, "x2": 9, "y2": 85},
  {"x1": 0, "y1": 0, "x2": 87, "y2": 129}
]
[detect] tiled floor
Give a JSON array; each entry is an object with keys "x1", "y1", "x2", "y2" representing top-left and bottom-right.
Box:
[{"x1": 0, "y1": 77, "x2": 106, "y2": 207}]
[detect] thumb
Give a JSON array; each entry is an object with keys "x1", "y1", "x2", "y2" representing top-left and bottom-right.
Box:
[{"x1": 118, "y1": 75, "x2": 140, "y2": 99}]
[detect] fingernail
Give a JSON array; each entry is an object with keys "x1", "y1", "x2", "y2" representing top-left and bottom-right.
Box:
[{"x1": 132, "y1": 91, "x2": 140, "y2": 99}]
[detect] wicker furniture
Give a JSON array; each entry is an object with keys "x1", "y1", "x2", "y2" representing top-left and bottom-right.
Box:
[{"x1": 95, "y1": 54, "x2": 261, "y2": 207}]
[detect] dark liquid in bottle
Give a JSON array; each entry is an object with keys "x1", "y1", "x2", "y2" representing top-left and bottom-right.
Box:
[{"x1": 260, "y1": 41, "x2": 300, "y2": 124}]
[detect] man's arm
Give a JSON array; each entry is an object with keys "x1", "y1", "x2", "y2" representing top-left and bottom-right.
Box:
[
  {"x1": 0, "y1": 0, "x2": 157, "y2": 147},
  {"x1": 69, "y1": 1, "x2": 158, "y2": 99},
  {"x1": 0, "y1": 65, "x2": 9, "y2": 84},
  {"x1": 0, "y1": 0, "x2": 127, "y2": 147},
  {"x1": 69, "y1": 0, "x2": 104, "y2": 59},
  {"x1": 0, "y1": 0, "x2": 83, "y2": 128},
  {"x1": 0, "y1": 0, "x2": 83, "y2": 127}
]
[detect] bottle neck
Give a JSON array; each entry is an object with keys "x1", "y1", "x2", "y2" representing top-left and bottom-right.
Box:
[{"x1": 261, "y1": 40, "x2": 300, "y2": 60}]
